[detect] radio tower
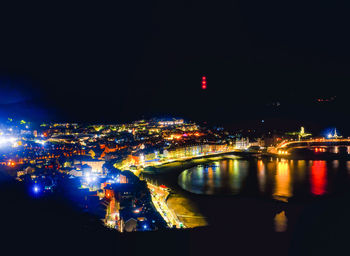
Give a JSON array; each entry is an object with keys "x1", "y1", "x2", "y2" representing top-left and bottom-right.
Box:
[{"x1": 201, "y1": 76, "x2": 207, "y2": 90}]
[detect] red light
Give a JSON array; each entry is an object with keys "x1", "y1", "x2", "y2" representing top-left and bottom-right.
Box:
[
  {"x1": 310, "y1": 161, "x2": 327, "y2": 195},
  {"x1": 201, "y1": 76, "x2": 207, "y2": 89}
]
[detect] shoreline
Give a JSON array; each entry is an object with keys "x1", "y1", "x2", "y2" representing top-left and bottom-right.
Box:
[
  {"x1": 141, "y1": 154, "x2": 244, "y2": 228},
  {"x1": 142, "y1": 152, "x2": 248, "y2": 174}
]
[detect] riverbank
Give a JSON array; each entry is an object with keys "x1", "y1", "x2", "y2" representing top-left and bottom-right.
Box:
[{"x1": 142, "y1": 153, "x2": 244, "y2": 174}]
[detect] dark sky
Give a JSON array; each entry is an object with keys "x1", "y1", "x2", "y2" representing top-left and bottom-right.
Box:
[{"x1": 0, "y1": 1, "x2": 349, "y2": 132}]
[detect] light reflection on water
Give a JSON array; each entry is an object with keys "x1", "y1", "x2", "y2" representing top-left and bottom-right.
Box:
[
  {"x1": 310, "y1": 161, "x2": 327, "y2": 196},
  {"x1": 257, "y1": 160, "x2": 266, "y2": 193},
  {"x1": 274, "y1": 210, "x2": 287, "y2": 232},
  {"x1": 273, "y1": 160, "x2": 292, "y2": 202},
  {"x1": 178, "y1": 158, "x2": 350, "y2": 200}
]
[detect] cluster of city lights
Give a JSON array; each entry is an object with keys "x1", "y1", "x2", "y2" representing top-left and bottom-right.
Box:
[
  {"x1": 34, "y1": 139, "x2": 46, "y2": 145},
  {"x1": 278, "y1": 150, "x2": 289, "y2": 155},
  {"x1": 0, "y1": 136, "x2": 17, "y2": 147},
  {"x1": 314, "y1": 147, "x2": 326, "y2": 153},
  {"x1": 106, "y1": 175, "x2": 121, "y2": 184},
  {"x1": 85, "y1": 172, "x2": 97, "y2": 183}
]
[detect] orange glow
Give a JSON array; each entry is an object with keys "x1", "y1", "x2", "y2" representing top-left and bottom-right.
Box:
[
  {"x1": 105, "y1": 189, "x2": 114, "y2": 199},
  {"x1": 273, "y1": 161, "x2": 292, "y2": 201},
  {"x1": 7, "y1": 160, "x2": 16, "y2": 167},
  {"x1": 274, "y1": 211, "x2": 287, "y2": 232}
]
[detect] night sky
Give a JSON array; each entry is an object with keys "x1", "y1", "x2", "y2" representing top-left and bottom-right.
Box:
[{"x1": 1, "y1": 1, "x2": 350, "y2": 132}]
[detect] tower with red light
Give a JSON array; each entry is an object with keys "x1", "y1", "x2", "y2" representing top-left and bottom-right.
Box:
[{"x1": 201, "y1": 76, "x2": 207, "y2": 90}]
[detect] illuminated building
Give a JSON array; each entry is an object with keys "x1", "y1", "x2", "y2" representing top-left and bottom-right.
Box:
[
  {"x1": 235, "y1": 137, "x2": 249, "y2": 149},
  {"x1": 327, "y1": 128, "x2": 342, "y2": 139},
  {"x1": 286, "y1": 127, "x2": 312, "y2": 140},
  {"x1": 162, "y1": 144, "x2": 234, "y2": 160},
  {"x1": 76, "y1": 159, "x2": 105, "y2": 174},
  {"x1": 158, "y1": 119, "x2": 184, "y2": 126},
  {"x1": 68, "y1": 169, "x2": 83, "y2": 177}
]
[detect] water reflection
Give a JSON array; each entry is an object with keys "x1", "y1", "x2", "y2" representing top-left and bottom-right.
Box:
[
  {"x1": 293, "y1": 160, "x2": 305, "y2": 185},
  {"x1": 274, "y1": 210, "x2": 287, "y2": 232},
  {"x1": 333, "y1": 160, "x2": 339, "y2": 168},
  {"x1": 257, "y1": 160, "x2": 266, "y2": 193},
  {"x1": 207, "y1": 166, "x2": 214, "y2": 194},
  {"x1": 178, "y1": 158, "x2": 350, "y2": 199},
  {"x1": 178, "y1": 159, "x2": 249, "y2": 195},
  {"x1": 310, "y1": 161, "x2": 327, "y2": 196},
  {"x1": 347, "y1": 161, "x2": 350, "y2": 174},
  {"x1": 229, "y1": 160, "x2": 248, "y2": 193},
  {"x1": 273, "y1": 160, "x2": 292, "y2": 202}
]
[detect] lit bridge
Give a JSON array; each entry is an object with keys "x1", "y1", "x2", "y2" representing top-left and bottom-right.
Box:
[{"x1": 269, "y1": 138, "x2": 350, "y2": 156}]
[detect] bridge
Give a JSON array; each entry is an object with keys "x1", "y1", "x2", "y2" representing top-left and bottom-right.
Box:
[{"x1": 269, "y1": 138, "x2": 350, "y2": 156}]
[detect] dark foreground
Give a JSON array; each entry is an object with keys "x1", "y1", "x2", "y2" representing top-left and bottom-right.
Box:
[{"x1": 1, "y1": 171, "x2": 350, "y2": 256}]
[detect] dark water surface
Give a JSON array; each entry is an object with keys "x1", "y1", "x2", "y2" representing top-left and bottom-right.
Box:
[
  {"x1": 145, "y1": 156, "x2": 350, "y2": 255},
  {"x1": 178, "y1": 157, "x2": 350, "y2": 200}
]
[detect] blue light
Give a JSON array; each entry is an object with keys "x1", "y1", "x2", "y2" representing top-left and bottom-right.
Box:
[
  {"x1": 143, "y1": 224, "x2": 147, "y2": 229},
  {"x1": 33, "y1": 185, "x2": 40, "y2": 194},
  {"x1": 322, "y1": 127, "x2": 340, "y2": 139}
]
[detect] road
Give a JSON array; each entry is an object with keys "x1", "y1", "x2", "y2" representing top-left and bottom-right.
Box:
[{"x1": 147, "y1": 182, "x2": 184, "y2": 228}]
